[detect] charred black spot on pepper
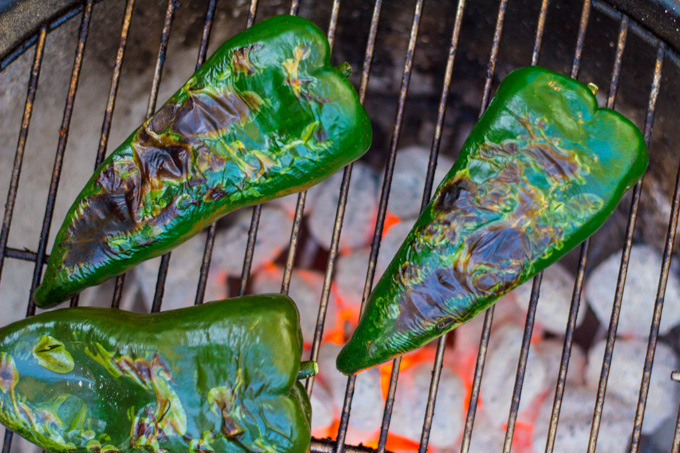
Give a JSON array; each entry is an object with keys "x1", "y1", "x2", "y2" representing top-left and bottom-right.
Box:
[
  {"x1": 148, "y1": 104, "x2": 179, "y2": 135},
  {"x1": 435, "y1": 184, "x2": 462, "y2": 211},
  {"x1": 434, "y1": 317, "x2": 457, "y2": 332},
  {"x1": 172, "y1": 88, "x2": 251, "y2": 138}
]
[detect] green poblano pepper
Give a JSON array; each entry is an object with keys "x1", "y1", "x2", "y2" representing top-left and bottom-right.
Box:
[
  {"x1": 0, "y1": 294, "x2": 316, "y2": 453},
  {"x1": 34, "y1": 15, "x2": 372, "y2": 307},
  {"x1": 336, "y1": 66, "x2": 648, "y2": 375}
]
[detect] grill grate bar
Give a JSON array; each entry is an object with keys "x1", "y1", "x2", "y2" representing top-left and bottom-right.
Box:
[
  {"x1": 545, "y1": 11, "x2": 630, "y2": 453},
  {"x1": 544, "y1": 14, "x2": 628, "y2": 451},
  {"x1": 0, "y1": 26, "x2": 47, "y2": 285},
  {"x1": 304, "y1": 0, "x2": 383, "y2": 397},
  {"x1": 149, "y1": 0, "x2": 218, "y2": 313},
  {"x1": 3, "y1": 1, "x2": 94, "y2": 450},
  {"x1": 374, "y1": 2, "x2": 425, "y2": 452},
  {"x1": 571, "y1": 0, "x2": 591, "y2": 79},
  {"x1": 203, "y1": 0, "x2": 259, "y2": 303},
  {"x1": 83, "y1": 0, "x2": 130, "y2": 309},
  {"x1": 196, "y1": 0, "x2": 217, "y2": 68},
  {"x1": 313, "y1": 439, "x2": 384, "y2": 453},
  {"x1": 290, "y1": 0, "x2": 300, "y2": 16},
  {"x1": 4, "y1": 248, "x2": 40, "y2": 262},
  {"x1": 239, "y1": 204, "x2": 262, "y2": 295},
  {"x1": 190, "y1": 0, "x2": 225, "y2": 307},
  {"x1": 544, "y1": 239, "x2": 590, "y2": 452},
  {"x1": 153, "y1": 0, "x2": 217, "y2": 310},
  {"x1": 415, "y1": 1, "x2": 467, "y2": 450},
  {"x1": 152, "y1": 0, "x2": 220, "y2": 313},
  {"x1": 0, "y1": 26, "x2": 46, "y2": 452},
  {"x1": 586, "y1": 40, "x2": 664, "y2": 453},
  {"x1": 531, "y1": 0, "x2": 550, "y2": 66},
  {"x1": 629, "y1": 42, "x2": 671, "y2": 452},
  {"x1": 501, "y1": 1, "x2": 571, "y2": 448},
  {"x1": 333, "y1": 1, "x2": 424, "y2": 452},
  {"x1": 502, "y1": 273, "x2": 542, "y2": 453},
  {"x1": 108, "y1": 0, "x2": 177, "y2": 310},
  {"x1": 94, "y1": 0, "x2": 135, "y2": 170},
  {"x1": 278, "y1": 5, "x2": 345, "y2": 300},
  {"x1": 166, "y1": 0, "x2": 217, "y2": 305},
  {"x1": 674, "y1": 406, "x2": 680, "y2": 453},
  {"x1": 458, "y1": 0, "x2": 510, "y2": 450},
  {"x1": 194, "y1": 224, "x2": 216, "y2": 305},
  {"x1": 459, "y1": 307, "x2": 494, "y2": 452},
  {"x1": 25, "y1": 0, "x2": 94, "y2": 318},
  {"x1": 281, "y1": 192, "x2": 308, "y2": 296},
  {"x1": 238, "y1": 0, "x2": 311, "y2": 298},
  {"x1": 145, "y1": 0, "x2": 179, "y2": 314}
]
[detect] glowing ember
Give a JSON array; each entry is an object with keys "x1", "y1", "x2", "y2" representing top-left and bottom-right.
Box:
[{"x1": 382, "y1": 212, "x2": 401, "y2": 237}]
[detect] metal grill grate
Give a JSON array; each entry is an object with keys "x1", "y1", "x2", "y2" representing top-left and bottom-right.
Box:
[{"x1": 0, "y1": 0, "x2": 679, "y2": 452}]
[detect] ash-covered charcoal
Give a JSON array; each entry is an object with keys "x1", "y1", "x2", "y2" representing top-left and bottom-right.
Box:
[
  {"x1": 133, "y1": 233, "x2": 228, "y2": 311},
  {"x1": 585, "y1": 244, "x2": 680, "y2": 337},
  {"x1": 306, "y1": 162, "x2": 379, "y2": 251},
  {"x1": 252, "y1": 265, "x2": 339, "y2": 344},
  {"x1": 585, "y1": 338, "x2": 679, "y2": 434},
  {"x1": 512, "y1": 262, "x2": 585, "y2": 334},
  {"x1": 535, "y1": 339, "x2": 586, "y2": 387},
  {"x1": 334, "y1": 247, "x2": 371, "y2": 322},
  {"x1": 390, "y1": 363, "x2": 465, "y2": 449},
  {"x1": 314, "y1": 344, "x2": 383, "y2": 440},
  {"x1": 532, "y1": 386, "x2": 633, "y2": 453},
  {"x1": 480, "y1": 325, "x2": 547, "y2": 427},
  {"x1": 211, "y1": 206, "x2": 292, "y2": 276},
  {"x1": 380, "y1": 146, "x2": 454, "y2": 220},
  {"x1": 466, "y1": 412, "x2": 505, "y2": 452},
  {"x1": 0, "y1": 262, "x2": 33, "y2": 328},
  {"x1": 376, "y1": 217, "x2": 417, "y2": 278},
  {"x1": 309, "y1": 382, "x2": 337, "y2": 438},
  {"x1": 451, "y1": 291, "x2": 529, "y2": 364}
]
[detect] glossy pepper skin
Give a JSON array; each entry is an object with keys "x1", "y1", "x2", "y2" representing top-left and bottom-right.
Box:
[
  {"x1": 34, "y1": 15, "x2": 372, "y2": 307},
  {"x1": 336, "y1": 66, "x2": 648, "y2": 375},
  {"x1": 0, "y1": 294, "x2": 316, "y2": 453}
]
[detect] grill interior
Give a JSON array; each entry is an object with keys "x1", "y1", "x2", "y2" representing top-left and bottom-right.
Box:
[{"x1": 2, "y1": 0, "x2": 680, "y2": 452}]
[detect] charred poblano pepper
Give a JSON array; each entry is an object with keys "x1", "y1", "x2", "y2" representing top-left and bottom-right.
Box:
[
  {"x1": 0, "y1": 294, "x2": 316, "y2": 453},
  {"x1": 34, "y1": 15, "x2": 372, "y2": 307},
  {"x1": 336, "y1": 66, "x2": 648, "y2": 375}
]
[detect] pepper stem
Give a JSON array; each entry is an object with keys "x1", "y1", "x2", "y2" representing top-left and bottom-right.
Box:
[
  {"x1": 587, "y1": 82, "x2": 599, "y2": 96},
  {"x1": 336, "y1": 62, "x2": 352, "y2": 78},
  {"x1": 297, "y1": 361, "x2": 319, "y2": 380}
]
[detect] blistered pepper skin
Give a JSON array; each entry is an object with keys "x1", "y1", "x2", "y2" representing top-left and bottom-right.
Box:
[
  {"x1": 336, "y1": 66, "x2": 648, "y2": 375},
  {"x1": 0, "y1": 294, "x2": 313, "y2": 453},
  {"x1": 34, "y1": 15, "x2": 372, "y2": 307}
]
